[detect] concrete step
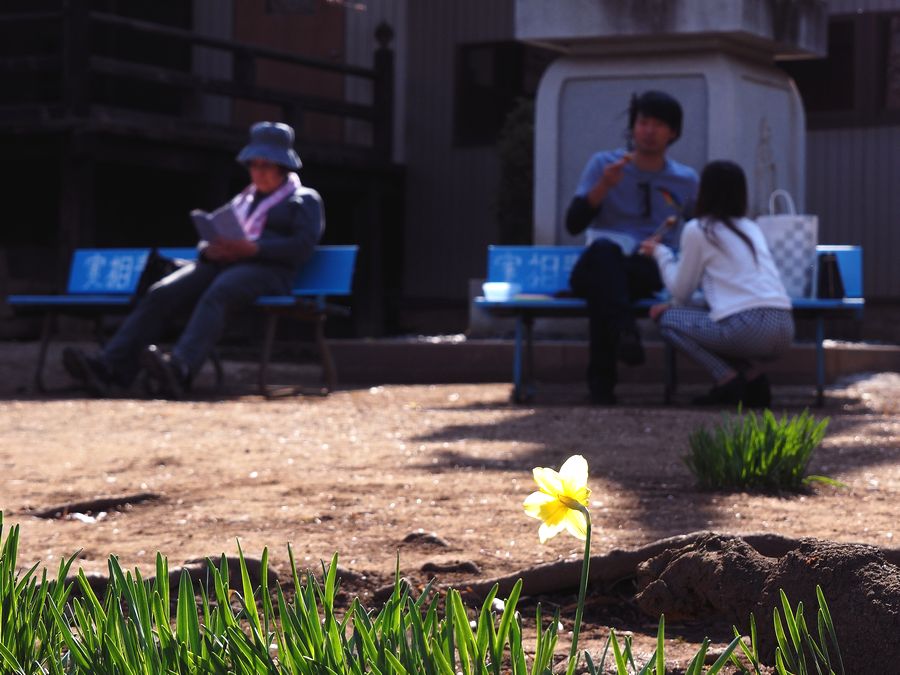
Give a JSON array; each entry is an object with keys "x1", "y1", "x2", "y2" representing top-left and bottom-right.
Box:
[{"x1": 326, "y1": 337, "x2": 900, "y2": 386}]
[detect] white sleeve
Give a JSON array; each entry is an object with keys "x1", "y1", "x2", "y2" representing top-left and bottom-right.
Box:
[{"x1": 653, "y1": 223, "x2": 707, "y2": 305}]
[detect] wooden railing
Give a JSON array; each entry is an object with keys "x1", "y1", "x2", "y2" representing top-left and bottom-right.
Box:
[{"x1": 0, "y1": 4, "x2": 394, "y2": 161}]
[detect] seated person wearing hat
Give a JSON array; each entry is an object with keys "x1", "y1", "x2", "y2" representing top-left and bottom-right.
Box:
[{"x1": 62, "y1": 121, "x2": 325, "y2": 399}]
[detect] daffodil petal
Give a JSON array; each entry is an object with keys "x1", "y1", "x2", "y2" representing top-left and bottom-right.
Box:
[
  {"x1": 559, "y1": 455, "x2": 588, "y2": 486},
  {"x1": 567, "y1": 485, "x2": 591, "y2": 507},
  {"x1": 530, "y1": 497, "x2": 569, "y2": 529},
  {"x1": 532, "y1": 467, "x2": 564, "y2": 496},
  {"x1": 562, "y1": 508, "x2": 588, "y2": 541},
  {"x1": 538, "y1": 521, "x2": 565, "y2": 543},
  {"x1": 523, "y1": 491, "x2": 555, "y2": 518},
  {"x1": 558, "y1": 455, "x2": 591, "y2": 506}
]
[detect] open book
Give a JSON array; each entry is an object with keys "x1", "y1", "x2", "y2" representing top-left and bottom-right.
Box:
[{"x1": 190, "y1": 204, "x2": 246, "y2": 241}]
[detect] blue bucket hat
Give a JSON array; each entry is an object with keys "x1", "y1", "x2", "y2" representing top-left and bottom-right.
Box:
[{"x1": 236, "y1": 121, "x2": 302, "y2": 170}]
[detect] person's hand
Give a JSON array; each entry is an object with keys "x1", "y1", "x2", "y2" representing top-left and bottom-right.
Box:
[
  {"x1": 639, "y1": 236, "x2": 661, "y2": 256},
  {"x1": 587, "y1": 153, "x2": 632, "y2": 206},
  {"x1": 649, "y1": 302, "x2": 670, "y2": 321},
  {"x1": 204, "y1": 238, "x2": 259, "y2": 263}
]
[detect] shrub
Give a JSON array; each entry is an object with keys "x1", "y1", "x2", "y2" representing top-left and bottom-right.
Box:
[{"x1": 685, "y1": 408, "x2": 832, "y2": 490}]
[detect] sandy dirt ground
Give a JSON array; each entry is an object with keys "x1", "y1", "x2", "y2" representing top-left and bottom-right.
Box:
[{"x1": 1, "y1": 341, "x2": 898, "y2": 669}]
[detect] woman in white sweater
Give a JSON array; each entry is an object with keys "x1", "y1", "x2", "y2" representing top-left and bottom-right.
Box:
[{"x1": 639, "y1": 160, "x2": 793, "y2": 407}]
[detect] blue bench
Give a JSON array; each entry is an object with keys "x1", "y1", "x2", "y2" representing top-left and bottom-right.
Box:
[
  {"x1": 7, "y1": 245, "x2": 358, "y2": 396},
  {"x1": 474, "y1": 244, "x2": 864, "y2": 406}
]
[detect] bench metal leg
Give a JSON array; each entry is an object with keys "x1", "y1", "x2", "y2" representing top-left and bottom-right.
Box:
[
  {"x1": 815, "y1": 316, "x2": 825, "y2": 407},
  {"x1": 209, "y1": 351, "x2": 225, "y2": 392},
  {"x1": 258, "y1": 311, "x2": 332, "y2": 398},
  {"x1": 33, "y1": 312, "x2": 56, "y2": 393},
  {"x1": 512, "y1": 315, "x2": 535, "y2": 403},
  {"x1": 258, "y1": 313, "x2": 279, "y2": 395},
  {"x1": 314, "y1": 314, "x2": 337, "y2": 394},
  {"x1": 663, "y1": 342, "x2": 677, "y2": 404}
]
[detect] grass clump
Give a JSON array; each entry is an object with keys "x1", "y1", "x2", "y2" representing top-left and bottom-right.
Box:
[
  {"x1": 730, "y1": 587, "x2": 845, "y2": 675},
  {"x1": 685, "y1": 408, "x2": 833, "y2": 491},
  {"x1": 0, "y1": 511, "x2": 845, "y2": 673}
]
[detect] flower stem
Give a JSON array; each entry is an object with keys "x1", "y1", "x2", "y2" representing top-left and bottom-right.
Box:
[{"x1": 566, "y1": 507, "x2": 591, "y2": 675}]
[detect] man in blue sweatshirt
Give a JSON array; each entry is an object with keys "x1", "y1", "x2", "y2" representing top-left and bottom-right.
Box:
[{"x1": 566, "y1": 91, "x2": 698, "y2": 404}]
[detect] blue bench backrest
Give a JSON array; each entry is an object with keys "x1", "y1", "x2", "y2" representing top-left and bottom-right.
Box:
[
  {"x1": 66, "y1": 246, "x2": 356, "y2": 297},
  {"x1": 487, "y1": 244, "x2": 863, "y2": 299},
  {"x1": 291, "y1": 245, "x2": 357, "y2": 295},
  {"x1": 486, "y1": 245, "x2": 582, "y2": 294},
  {"x1": 157, "y1": 247, "x2": 200, "y2": 261},
  {"x1": 67, "y1": 249, "x2": 151, "y2": 295}
]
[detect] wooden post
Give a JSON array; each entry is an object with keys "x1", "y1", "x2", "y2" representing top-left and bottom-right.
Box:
[
  {"x1": 60, "y1": 0, "x2": 93, "y2": 282},
  {"x1": 62, "y1": 0, "x2": 90, "y2": 118},
  {"x1": 58, "y1": 138, "x2": 95, "y2": 286},
  {"x1": 234, "y1": 47, "x2": 256, "y2": 86},
  {"x1": 373, "y1": 21, "x2": 394, "y2": 163},
  {"x1": 352, "y1": 184, "x2": 385, "y2": 336}
]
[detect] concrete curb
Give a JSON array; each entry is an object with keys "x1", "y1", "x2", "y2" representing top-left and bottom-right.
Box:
[{"x1": 328, "y1": 338, "x2": 900, "y2": 386}]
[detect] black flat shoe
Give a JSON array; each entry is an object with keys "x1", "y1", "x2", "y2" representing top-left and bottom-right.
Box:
[
  {"x1": 744, "y1": 374, "x2": 771, "y2": 409},
  {"x1": 589, "y1": 377, "x2": 617, "y2": 406},
  {"x1": 692, "y1": 375, "x2": 746, "y2": 406},
  {"x1": 141, "y1": 345, "x2": 190, "y2": 400}
]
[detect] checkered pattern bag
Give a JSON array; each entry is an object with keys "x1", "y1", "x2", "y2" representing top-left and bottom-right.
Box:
[{"x1": 756, "y1": 190, "x2": 818, "y2": 298}]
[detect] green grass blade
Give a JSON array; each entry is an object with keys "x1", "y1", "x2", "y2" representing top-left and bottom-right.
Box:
[
  {"x1": 816, "y1": 585, "x2": 845, "y2": 675},
  {"x1": 494, "y1": 579, "x2": 522, "y2": 666},
  {"x1": 705, "y1": 634, "x2": 744, "y2": 674},
  {"x1": 609, "y1": 629, "x2": 629, "y2": 675},
  {"x1": 656, "y1": 614, "x2": 665, "y2": 674}
]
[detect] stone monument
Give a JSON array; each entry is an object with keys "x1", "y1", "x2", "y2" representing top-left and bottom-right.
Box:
[{"x1": 517, "y1": 0, "x2": 827, "y2": 244}]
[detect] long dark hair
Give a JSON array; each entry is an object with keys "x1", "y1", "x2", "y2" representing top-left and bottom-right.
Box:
[{"x1": 694, "y1": 160, "x2": 756, "y2": 263}]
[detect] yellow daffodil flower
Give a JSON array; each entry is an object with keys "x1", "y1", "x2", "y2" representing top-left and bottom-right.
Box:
[{"x1": 523, "y1": 454, "x2": 591, "y2": 543}]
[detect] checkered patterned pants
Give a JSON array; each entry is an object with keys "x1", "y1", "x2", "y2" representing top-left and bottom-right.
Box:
[{"x1": 658, "y1": 307, "x2": 794, "y2": 381}]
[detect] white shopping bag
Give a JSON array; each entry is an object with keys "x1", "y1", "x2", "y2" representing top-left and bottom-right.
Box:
[{"x1": 757, "y1": 189, "x2": 818, "y2": 298}]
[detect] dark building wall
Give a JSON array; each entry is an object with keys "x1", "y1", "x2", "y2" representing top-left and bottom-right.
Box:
[
  {"x1": 403, "y1": 0, "x2": 516, "y2": 303},
  {"x1": 785, "y1": 0, "x2": 900, "y2": 301}
]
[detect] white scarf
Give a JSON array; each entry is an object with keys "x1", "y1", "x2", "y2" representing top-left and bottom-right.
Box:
[{"x1": 231, "y1": 172, "x2": 301, "y2": 241}]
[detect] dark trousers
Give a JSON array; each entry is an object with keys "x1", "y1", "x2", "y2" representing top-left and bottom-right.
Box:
[
  {"x1": 103, "y1": 259, "x2": 292, "y2": 384},
  {"x1": 569, "y1": 240, "x2": 662, "y2": 391}
]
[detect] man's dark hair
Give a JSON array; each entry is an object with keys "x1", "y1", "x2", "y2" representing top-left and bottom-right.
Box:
[{"x1": 628, "y1": 90, "x2": 683, "y2": 143}]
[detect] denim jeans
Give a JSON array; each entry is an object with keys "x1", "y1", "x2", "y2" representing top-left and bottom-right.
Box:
[
  {"x1": 569, "y1": 240, "x2": 662, "y2": 391},
  {"x1": 103, "y1": 259, "x2": 292, "y2": 384}
]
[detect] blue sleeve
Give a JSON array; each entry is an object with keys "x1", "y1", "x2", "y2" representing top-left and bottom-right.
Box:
[
  {"x1": 574, "y1": 153, "x2": 610, "y2": 197},
  {"x1": 256, "y1": 192, "x2": 324, "y2": 267}
]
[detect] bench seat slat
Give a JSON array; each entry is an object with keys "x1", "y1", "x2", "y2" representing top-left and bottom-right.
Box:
[{"x1": 8, "y1": 295, "x2": 136, "y2": 307}]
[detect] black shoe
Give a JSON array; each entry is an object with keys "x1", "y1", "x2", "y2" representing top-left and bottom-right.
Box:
[
  {"x1": 589, "y1": 390, "x2": 617, "y2": 406},
  {"x1": 744, "y1": 374, "x2": 771, "y2": 409},
  {"x1": 141, "y1": 345, "x2": 189, "y2": 400},
  {"x1": 62, "y1": 347, "x2": 114, "y2": 397},
  {"x1": 617, "y1": 329, "x2": 645, "y2": 366},
  {"x1": 589, "y1": 379, "x2": 617, "y2": 406},
  {"x1": 692, "y1": 375, "x2": 746, "y2": 406}
]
